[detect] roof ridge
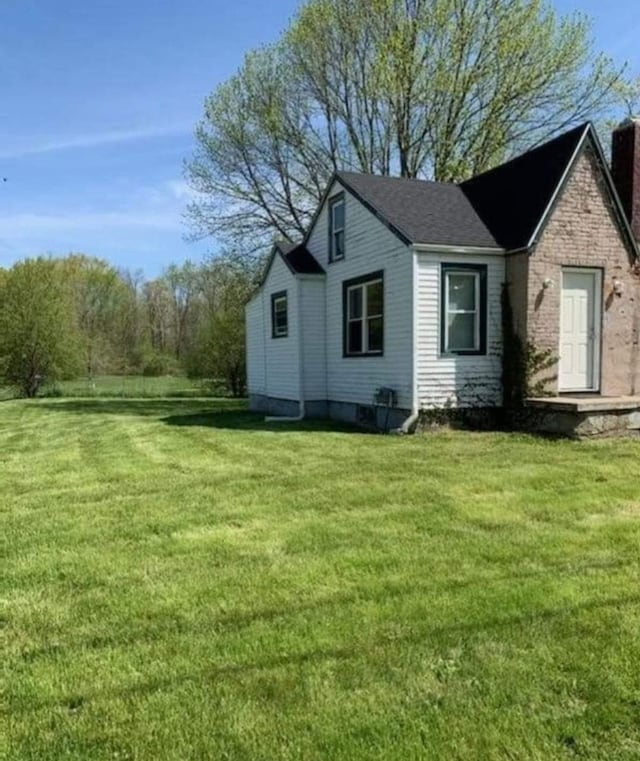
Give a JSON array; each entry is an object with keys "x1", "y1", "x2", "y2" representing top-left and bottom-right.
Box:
[{"x1": 336, "y1": 169, "x2": 457, "y2": 188}]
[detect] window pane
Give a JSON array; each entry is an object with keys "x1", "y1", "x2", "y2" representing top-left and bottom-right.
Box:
[
  {"x1": 366, "y1": 281, "x2": 383, "y2": 316},
  {"x1": 348, "y1": 287, "x2": 363, "y2": 319},
  {"x1": 368, "y1": 316, "x2": 383, "y2": 352},
  {"x1": 448, "y1": 273, "x2": 476, "y2": 311},
  {"x1": 448, "y1": 313, "x2": 476, "y2": 351},
  {"x1": 333, "y1": 200, "x2": 345, "y2": 229},
  {"x1": 348, "y1": 319, "x2": 363, "y2": 354},
  {"x1": 273, "y1": 297, "x2": 287, "y2": 335},
  {"x1": 334, "y1": 230, "x2": 345, "y2": 258}
]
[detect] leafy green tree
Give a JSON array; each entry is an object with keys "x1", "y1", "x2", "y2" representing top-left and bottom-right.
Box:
[
  {"x1": 186, "y1": 0, "x2": 639, "y2": 252},
  {"x1": 0, "y1": 258, "x2": 82, "y2": 397},
  {"x1": 61, "y1": 255, "x2": 134, "y2": 376},
  {"x1": 186, "y1": 255, "x2": 256, "y2": 396}
]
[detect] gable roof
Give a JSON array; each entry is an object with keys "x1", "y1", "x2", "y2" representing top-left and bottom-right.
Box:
[
  {"x1": 460, "y1": 124, "x2": 588, "y2": 250},
  {"x1": 303, "y1": 122, "x2": 636, "y2": 259},
  {"x1": 260, "y1": 240, "x2": 324, "y2": 285},
  {"x1": 335, "y1": 171, "x2": 500, "y2": 249},
  {"x1": 282, "y1": 121, "x2": 638, "y2": 273}
]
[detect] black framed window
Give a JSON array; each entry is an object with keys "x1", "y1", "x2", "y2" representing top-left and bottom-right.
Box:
[
  {"x1": 343, "y1": 271, "x2": 384, "y2": 356},
  {"x1": 329, "y1": 194, "x2": 345, "y2": 261},
  {"x1": 440, "y1": 264, "x2": 487, "y2": 355},
  {"x1": 271, "y1": 291, "x2": 288, "y2": 338}
]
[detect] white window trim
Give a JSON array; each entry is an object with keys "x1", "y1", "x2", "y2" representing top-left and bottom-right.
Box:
[
  {"x1": 444, "y1": 270, "x2": 481, "y2": 353},
  {"x1": 330, "y1": 197, "x2": 345, "y2": 261},
  {"x1": 272, "y1": 295, "x2": 288, "y2": 338},
  {"x1": 346, "y1": 278, "x2": 383, "y2": 355}
]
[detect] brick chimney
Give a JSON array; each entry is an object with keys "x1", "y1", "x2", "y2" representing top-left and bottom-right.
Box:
[{"x1": 612, "y1": 118, "x2": 640, "y2": 241}]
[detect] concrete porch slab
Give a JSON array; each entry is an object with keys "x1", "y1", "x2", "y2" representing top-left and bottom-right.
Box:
[
  {"x1": 524, "y1": 395, "x2": 640, "y2": 437},
  {"x1": 526, "y1": 396, "x2": 640, "y2": 413}
]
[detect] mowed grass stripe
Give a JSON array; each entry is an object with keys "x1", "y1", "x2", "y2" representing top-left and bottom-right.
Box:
[{"x1": 2, "y1": 398, "x2": 640, "y2": 760}]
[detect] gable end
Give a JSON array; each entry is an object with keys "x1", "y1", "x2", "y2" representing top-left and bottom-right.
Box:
[
  {"x1": 530, "y1": 126, "x2": 638, "y2": 261},
  {"x1": 303, "y1": 174, "x2": 413, "y2": 250}
]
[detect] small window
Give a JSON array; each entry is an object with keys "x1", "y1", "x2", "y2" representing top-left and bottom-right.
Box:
[
  {"x1": 441, "y1": 264, "x2": 487, "y2": 355},
  {"x1": 329, "y1": 195, "x2": 345, "y2": 261},
  {"x1": 271, "y1": 291, "x2": 288, "y2": 338},
  {"x1": 343, "y1": 272, "x2": 384, "y2": 356}
]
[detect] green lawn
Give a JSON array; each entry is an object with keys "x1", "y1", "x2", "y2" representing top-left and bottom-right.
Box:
[{"x1": 2, "y1": 398, "x2": 640, "y2": 760}]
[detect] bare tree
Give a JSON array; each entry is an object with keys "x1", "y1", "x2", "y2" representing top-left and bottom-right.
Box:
[{"x1": 186, "y1": 0, "x2": 638, "y2": 254}]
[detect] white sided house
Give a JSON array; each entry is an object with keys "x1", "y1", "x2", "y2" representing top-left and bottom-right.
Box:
[{"x1": 247, "y1": 121, "x2": 640, "y2": 433}]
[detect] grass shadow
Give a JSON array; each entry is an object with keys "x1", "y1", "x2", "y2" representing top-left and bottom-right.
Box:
[
  {"x1": 36, "y1": 398, "x2": 362, "y2": 434},
  {"x1": 162, "y1": 409, "x2": 362, "y2": 434},
  {"x1": 37, "y1": 398, "x2": 243, "y2": 418}
]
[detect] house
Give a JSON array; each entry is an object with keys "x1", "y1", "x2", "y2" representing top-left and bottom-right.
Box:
[{"x1": 245, "y1": 120, "x2": 640, "y2": 434}]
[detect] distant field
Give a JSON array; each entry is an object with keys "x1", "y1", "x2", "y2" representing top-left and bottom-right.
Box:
[
  {"x1": 2, "y1": 397, "x2": 640, "y2": 760},
  {"x1": 1, "y1": 375, "x2": 227, "y2": 400}
]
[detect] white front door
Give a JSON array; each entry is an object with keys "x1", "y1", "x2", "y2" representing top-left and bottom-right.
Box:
[{"x1": 559, "y1": 269, "x2": 601, "y2": 392}]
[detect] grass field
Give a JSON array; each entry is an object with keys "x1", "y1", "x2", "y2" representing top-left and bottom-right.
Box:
[
  {"x1": 0, "y1": 375, "x2": 226, "y2": 401},
  {"x1": 48, "y1": 375, "x2": 226, "y2": 398},
  {"x1": 2, "y1": 398, "x2": 640, "y2": 760}
]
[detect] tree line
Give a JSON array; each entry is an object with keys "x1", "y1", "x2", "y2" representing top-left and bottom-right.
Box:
[{"x1": 0, "y1": 254, "x2": 259, "y2": 398}]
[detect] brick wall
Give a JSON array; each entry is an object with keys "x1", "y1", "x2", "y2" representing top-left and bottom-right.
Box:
[{"x1": 527, "y1": 146, "x2": 640, "y2": 395}]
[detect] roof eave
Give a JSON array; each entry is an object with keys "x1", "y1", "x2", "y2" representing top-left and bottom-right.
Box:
[
  {"x1": 304, "y1": 171, "x2": 415, "y2": 248},
  {"x1": 412, "y1": 242, "x2": 505, "y2": 255},
  {"x1": 258, "y1": 243, "x2": 296, "y2": 287}
]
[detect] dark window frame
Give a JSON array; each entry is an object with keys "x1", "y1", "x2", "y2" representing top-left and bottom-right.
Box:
[
  {"x1": 342, "y1": 270, "x2": 384, "y2": 358},
  {"x1": 271, "y1": 290, "x2": 289, "y2": 339},
  {"x1": 328, "y1": 193, "x2": 346, "y2": 263},
  {"x1": 440, "y1": 263, "x2": 488, "y2": 356}
]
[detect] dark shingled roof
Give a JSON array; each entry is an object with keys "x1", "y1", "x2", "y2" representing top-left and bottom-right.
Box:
[
  {"x1": 274, "y1": 122, "x2": 632, "y2": 274},
  {"x1": 336, "y1": 171, "x2": 500, "y2": 248},
  {"x1": 329, "y1": 123, "x2": 592, "y2": 251},
  {"x1": 276, "y1": 241, "x2": 324, "y2": 275},
  {"x1": 460, "y1": 124, "x2": 588, "y2": 250}
]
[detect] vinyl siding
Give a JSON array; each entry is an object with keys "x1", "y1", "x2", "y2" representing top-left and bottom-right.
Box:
[
  {"x1": 306, "y1": 180, "x2": 413, "y2": 409},
  {"x1": 415, "y1": 252, "x2": 504, "y2": 408},
  {"x1": 245, "y1": 294, "x2": 266, "y2": 395},
  {"x1": 246, "y1": 254, "x2": 300, "y2": 401},
  {"x1": 299, "y1": 278, "x2": 327, "y2": 400}
]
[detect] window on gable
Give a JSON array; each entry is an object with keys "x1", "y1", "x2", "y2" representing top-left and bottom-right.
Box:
[
  {"x1": 343, "y1": 272, "x2": 384, "y2": 356},
  {"x1": 271, "y1": 291, "x2": 288, "y2": 338},
  {"x1": 329, "y1": 194, "x2": 345, "y2": 261},
  {"x1": 441, "y1": 264, "x2": 487, "y2": 355}
]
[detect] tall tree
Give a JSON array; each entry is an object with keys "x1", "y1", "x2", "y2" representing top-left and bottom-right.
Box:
[
  {"x1": 164, "y1": 261, "x2": 200, "y2": 361},
  {"x1": 186, "y1": 255, "x2": 256, "y2": 396},
  {"x1": 0, "y1": 258, "x2": 82, "y2": 397},
  {"x1": 61, "y1": 255, "x2": 133, "y2": 376},
  {"x1": 186, "y1": 0, "x2": 638, "y2": 253}
]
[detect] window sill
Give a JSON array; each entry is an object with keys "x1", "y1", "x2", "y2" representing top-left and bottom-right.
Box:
[
  {"x1": 343, "y1": 352, "x2": 384, "y2": 358},
  {"x1": 439, "y1": 350, "x2": 487, "y2": 358}
]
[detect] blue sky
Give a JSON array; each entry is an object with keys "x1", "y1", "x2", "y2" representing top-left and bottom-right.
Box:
[{"x1": 0, "y1": 0, "x2": 638, "y2": 276}]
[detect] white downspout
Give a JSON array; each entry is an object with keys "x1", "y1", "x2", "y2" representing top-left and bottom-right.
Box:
[
  {"x1": 400, "y1": 249, "x2": 420, "y2": 433},
  {"x1": 265, "y1": 277, "x2": 306, "y2": 422}
]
